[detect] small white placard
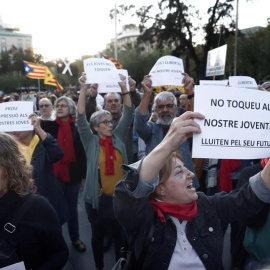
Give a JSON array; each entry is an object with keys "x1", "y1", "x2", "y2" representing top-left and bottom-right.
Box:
[
  {"x1": 83, "y1": 58, "x2": 120, "y2": 84},
  {"x1": 229, "y1": 76, "x2": 258, "y2": 90},
  {"x1": 200, "y1": 80, "x2": 228, "y2": 86},
  {"x1": 98, "y1": 69, "x2": 129, "y2": 93},
  {"x1": 0, "y1": 101, "x2": 33, "y2": 132},
  {"x1": 205, "y1": 45, "x2": 227, "y2": 77},
  {"x1": 149, "y1": 55, "x2": 185, "y2": 86}
]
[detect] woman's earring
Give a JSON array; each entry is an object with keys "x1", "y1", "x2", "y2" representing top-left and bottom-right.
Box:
[{"x1": 161, "y1": 191, "x2": 165, "y2": 197}]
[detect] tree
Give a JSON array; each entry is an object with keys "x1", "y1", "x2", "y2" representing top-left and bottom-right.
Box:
[{"x1": 115, "y1": 0, "x2": 235, "y2": 80}]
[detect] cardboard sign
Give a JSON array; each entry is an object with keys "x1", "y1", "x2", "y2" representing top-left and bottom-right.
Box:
[
  {"x1": 206, "y1": 45, "x2": 227, "y2": 77},
  {"x1": 193, "y1": 86, "x2": 270, "y2": 159},
  {"x1": 229, "y1": 76, "x2": 258, "y2": 90},
  {"x1": 83, "y1": 58, "x2": 120, "y2": 84},
  {"x1": 0, "y1": 101, "x2": 33, "y2": 132},
  {"x1": 149, "y1": 55, "x2": 185, "y2": 86}
]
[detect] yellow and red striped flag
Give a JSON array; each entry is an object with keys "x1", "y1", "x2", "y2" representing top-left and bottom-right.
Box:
[
  {"x1": 44, "y1": 67, "x2": 63, "y2": 91},
  {"x1": 100, "y1": 53, "x2": 123, "y2": 69},
  {"x1": 23, "y1": 61, "x2": 45, "y2": 79}
]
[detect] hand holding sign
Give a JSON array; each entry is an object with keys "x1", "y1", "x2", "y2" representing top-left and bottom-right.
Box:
[
  {"x1": 141, "y1": 75, "x2": 153, "y2": 96},
  {"x1": 182, "y1": 73, "x2": 195, "y2": 95}
]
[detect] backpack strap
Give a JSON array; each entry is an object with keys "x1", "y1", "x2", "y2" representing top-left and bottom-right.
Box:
[{"x1": 2, "y1": 194, "x2": 38, "y2": 237}]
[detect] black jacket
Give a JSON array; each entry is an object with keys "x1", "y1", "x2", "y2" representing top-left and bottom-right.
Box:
[
  {"x1": 0, "y1": 191, "x2": 68, "y2": 270},
  {"x1": 41, "y1": 120, "x2": 87, "y2": 183},
  {"x1": 114, "y1": 163, "x2": 267, "y2": 270}
]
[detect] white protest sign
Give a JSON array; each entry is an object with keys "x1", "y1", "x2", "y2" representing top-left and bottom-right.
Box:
[
  {"x1": 193, "y1": 86, "x2": 270, "y2": 159},
  {"x1": 83, "y1": 58, "x2": 120, "y2": 84},
  {"x1": 200, "y1": 80, "x2": 228, "y2": 86},
  {"x1": 0, "y1": 101, "x2": 33, "y2": 132},
  {"x1": 205, "y1": 45, "x2": 227, "y2": 77},
  {"x1": 229, "y1": 76, "x2": 258, "y2": 90},
  {"x1": 98, "y1": 69, "x2": 129, "y2": 93},
  {"x1": 149, "y1": 55, "x2": 184, "y2": 86}
]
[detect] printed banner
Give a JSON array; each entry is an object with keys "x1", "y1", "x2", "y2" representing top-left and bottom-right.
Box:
[
  {"x1": 83, "y1": 58, "x2": 120, "y2": 84},
  {"x1": 149, "y1": 55, "x2": 185, "y2": 86},
  {"x1": 193, "y1": 86, "x2": 270, "y2": 159}
]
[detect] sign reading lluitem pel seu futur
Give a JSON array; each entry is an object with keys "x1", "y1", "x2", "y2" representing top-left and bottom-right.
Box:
[{"x1": 193, "y1": 86, "x2": 270, "y2": 159}]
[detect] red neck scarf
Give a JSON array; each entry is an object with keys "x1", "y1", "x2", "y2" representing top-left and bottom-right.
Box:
[
  {"x1": 99, "y1": 137, "x2": 116, "y2": 175},
  {"x1": 53, "y1": 116, "x2": 76, "y2": 182},
  {"x1": 261, "y1": 158, "x2": 270, "y2": 168},
  {"x1": 150, "y1": 198, "x2": 197, "y2": 223}
]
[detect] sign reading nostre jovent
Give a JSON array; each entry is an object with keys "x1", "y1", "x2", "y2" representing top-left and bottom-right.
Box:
[{"x1": 193, "y1": 86, "x2": 270, "y2": 159}]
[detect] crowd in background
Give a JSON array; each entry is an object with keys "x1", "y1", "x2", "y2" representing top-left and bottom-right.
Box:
[{"x1": 0, "y1": 74, "x2": 270, "y2": 270}]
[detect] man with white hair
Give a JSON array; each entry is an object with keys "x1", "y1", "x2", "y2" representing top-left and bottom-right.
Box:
[
  {"x1": 39, "y1": 98, "x2": 55, "y2": 120},
  {"x1": 134, "y1": 74, "x2": 199, "y2": 188}
]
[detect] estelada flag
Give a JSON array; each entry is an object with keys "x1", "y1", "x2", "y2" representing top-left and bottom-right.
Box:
[
  {"x1": 44, "y1": 67, "x2": 63, "y2": 91},
  {"x1": 23, "y1": 61, "x2": 46, "y2": 79},
  {"x1": 100, "y1": 53, "x2": 123, "y2": 69}
]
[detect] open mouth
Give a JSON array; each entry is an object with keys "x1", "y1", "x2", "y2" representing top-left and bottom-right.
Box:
[{"x1": 187, "y1": 182, "x2": 195, "y2": 191}]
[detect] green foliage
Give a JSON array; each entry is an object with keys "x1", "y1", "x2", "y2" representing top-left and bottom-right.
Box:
[{"x1": 114, "y1": 0, "x2": 235, "y2": 80}]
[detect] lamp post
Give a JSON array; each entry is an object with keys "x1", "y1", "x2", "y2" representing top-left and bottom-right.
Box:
[
  {"x1": 234, "y1": 0, "x2": 239, "y2": 76},
  {"x1": 114, "y1": 3, "x2": 118, "y2": 60}
]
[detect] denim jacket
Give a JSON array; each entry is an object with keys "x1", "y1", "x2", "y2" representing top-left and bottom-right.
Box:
[
  {"x1": 113, "y1": 160, "x2": 270, "y2": 270},
  {"x1": 134, "y1": 107, "x2": 199, "y2": 188}
]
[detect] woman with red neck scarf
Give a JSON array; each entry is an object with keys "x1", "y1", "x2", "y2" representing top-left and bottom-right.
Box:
[
  {"x1": 77, "y1": 73, "x2": 134, "y2": 270},
  {"x1": 40, "y1": 96, "x2": 87, "y2": 253},
  {"x1": 114, "y1": 111, "x2": 270, "y2": 270}
]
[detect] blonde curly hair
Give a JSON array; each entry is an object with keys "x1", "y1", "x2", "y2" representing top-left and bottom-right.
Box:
[{"x1": 0, "y1": 133, "x2": 33, "y2": 196}]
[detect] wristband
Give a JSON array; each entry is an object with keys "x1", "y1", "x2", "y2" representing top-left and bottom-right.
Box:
[
  {"x1": 188, "y1": 93, "x2": 194, "y2": 99},
  {"x1": 121, "y1": 92, "x2": 130, "y2": 96}
]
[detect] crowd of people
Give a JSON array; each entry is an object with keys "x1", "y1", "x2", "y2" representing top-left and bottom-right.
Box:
[{"x1": 0, "y1": 73, "x2": 270, "y2": 270}]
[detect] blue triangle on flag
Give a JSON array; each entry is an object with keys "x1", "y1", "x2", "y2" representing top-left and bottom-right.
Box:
[{"x1": 23, "y1": 62, "x2": 33, "y2": 75}]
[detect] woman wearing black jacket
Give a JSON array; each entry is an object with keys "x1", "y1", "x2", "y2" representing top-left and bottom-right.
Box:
[{"x1": 0, "y1": 132, "x2": 68, "y2": 269}]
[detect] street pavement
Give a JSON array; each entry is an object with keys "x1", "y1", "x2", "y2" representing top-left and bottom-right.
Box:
[{"x1": 62, "y1": 191, "x2": 116, "y2": 270}]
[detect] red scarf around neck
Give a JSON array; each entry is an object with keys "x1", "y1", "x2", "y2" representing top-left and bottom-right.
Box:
[
  {"x1": 150, "y1": 198, "x2": 197, "y2": 223},
  {"x1": 99, "y1": 137, "x2": 116, "y2": 175},
  {"x1": 53, "y1": 116, "x2": 76, "y2": 182},
  {"x1": 261, "y1": 158, "x2": 270, "y2": 168}
]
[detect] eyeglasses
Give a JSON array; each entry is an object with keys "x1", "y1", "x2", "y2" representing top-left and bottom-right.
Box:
[
  {"x1": 98, "y1": 120, "x2": 113, "y2": 126},
  {"x1": 39, "y1": 104, "x2": 50, "y2": 108},
  {"x1": 156, "y1": 104, "x2": 175, "y2": 110},
  {"x1": 56, "y1": 104, "x2": 69, "y2": 109}
]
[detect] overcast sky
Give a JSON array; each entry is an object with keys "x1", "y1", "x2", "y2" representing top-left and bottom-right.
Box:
[{"x1": 1, "y1": 0, "x2": 268, "y2": 61}]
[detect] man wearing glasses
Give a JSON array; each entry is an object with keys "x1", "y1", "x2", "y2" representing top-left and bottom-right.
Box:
[
  {"x1": 134, "y1": 74, "x2": 199, "y2": 188},
  {"x1": 39, "y1": 98, "x2": 55, "y2": 120}
]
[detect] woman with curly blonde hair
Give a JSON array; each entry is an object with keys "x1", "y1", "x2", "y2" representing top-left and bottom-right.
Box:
[{"x1": 0, "y1": 132, "x2": 68, "y2": 270}]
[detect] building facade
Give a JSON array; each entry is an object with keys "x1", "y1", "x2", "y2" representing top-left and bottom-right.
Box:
[{"x1": 0, "y1": 16, "x2": 32, "y2": 53}]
